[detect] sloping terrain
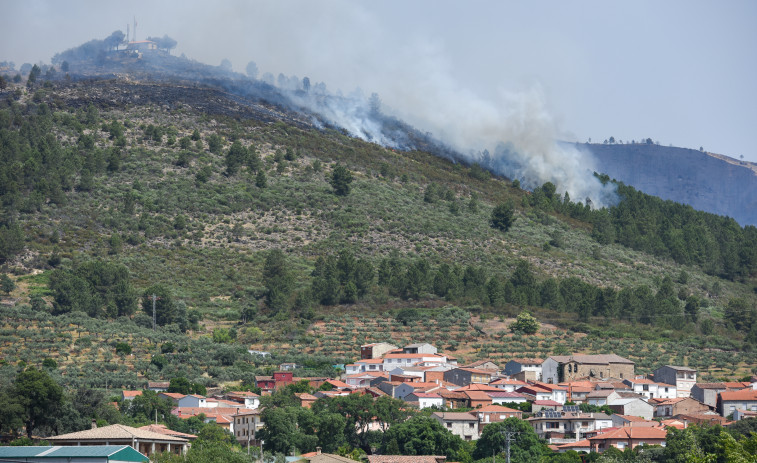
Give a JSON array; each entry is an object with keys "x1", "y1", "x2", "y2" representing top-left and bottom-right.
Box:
[{"x1": 586, "y1": 143, "x2": 757, "y2": 226}]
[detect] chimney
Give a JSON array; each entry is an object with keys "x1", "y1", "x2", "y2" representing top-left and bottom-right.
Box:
[
  {"x1": 91, "y1": 419, "x2": 97, "y2": 429},
  {"x1": 316, "y1": 447, "x2": 322, "y2": 455}
]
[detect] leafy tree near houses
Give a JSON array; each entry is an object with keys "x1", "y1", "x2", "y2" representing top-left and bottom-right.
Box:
[
  {"x1": 473, "y1": 418, "x2": 549, "y2": 462},
  {"x1": 490, "y1": 201, "x2": 516, "y2": 232},
  {"x1": 380, "y1": 415, "x2": 466, "y2": 459},
  {"x1": 329, "y1": 164, "x2": 353, "y2": 196},
  {"x1": 510, "y1": 311, "x2": 539, "y2": 335},
  {"x1": 13, "y1": 367, "x2": 64, "y2": 439}
]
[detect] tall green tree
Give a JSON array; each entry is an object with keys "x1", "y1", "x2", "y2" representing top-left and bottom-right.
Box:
[
  {"x1": 473, "y1": 418, "x2": 548, "y2": 463},
  {"x1": 263, "y1": 249, "x2": 294, "y2": 312},
  {"x1": 13, "y1": 368, "x2": 64, "y2": 439},
  {"x1": 381, "y1": 415, "x2": 465, "y2": 459},
  {"x1": 329, "y1": 164, "x2": 353, "y2": 196},
  {"x1": 490, "y1": 201, "x2": 516, "y2": 232}
]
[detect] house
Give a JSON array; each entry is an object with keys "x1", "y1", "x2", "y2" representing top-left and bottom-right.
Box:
[
  {"x1": 554, "y1": 440, "x2": 592, "y2": 454},
  {"x1": 588, "y1": 426, "x2": 667, "y2": 452},
  {"x1": 279, "y1": 362, "x2": 297, "y2": 371},
  {"x1": 461, "y1": 390, "x2": 493, "y2": 409},
  {"x1": 361, "y1": 342, "x2": 398, "y2": 359},
  {"x1": 345, "y1": 358, "x2": 386, "y2": 374},
  {"x1": 382, "y1": 353, "x2": 448, "y2": 370},
  {"x1": 254, "y1": 376, "x2": 276, "y2": 392},
  {"x1": 516, "y1": 383, "x2": 567, "y2": 405},
  {"x1": 437, "y1": 390, "x2": 469, "y2": 409},
  {"x1": 431, "y1": 412, "x2": 481, "y2": 441},
  {"x1": 486, "y1": 391, "x2": 529, "y2": 406},
  {"x1": 147, "y1": 381, "x2": 170, "y2": 392},
  {"x1": 607, "y1": 398, "x2": 654, "y2": 420},
  {"x1": 294, "y1": 392, "x2": 318, "y2": 409},
  {"x1": 137, "y1": 424, "x2": 196, "y2": 442},
  {"x1": 444, "y1": 368, "x2": 494, "y2": 387},
  {"x1": 158, "y1": 392, "x2": 186, "y2": 406},
  {"x1": 504, "y1": 358, "x2": 543, "y2": 381},
  {"x1": 611, "y1": 414, "x2": 659, "y2": 428},
  {"x1": 733, "y1": 409, "x2": 757, "y2": 421},
  {"x1": 403, "y1": 343, "x2": 437, "y2": 355},
  {"x1": 462, "y1": 359, "x2": 500, "y2": 372},
  {"x1": 344, "y1": 372, "x2": 389, "y2": 388},
  {"x1": 676, "y1": 413, "x2": 729, "y2": 427},
  {"x1": 0, "y1": 446, "x2": 149, "y2": 463},
  {"x1": 173, "y1": 407, "x2": 243, "y2": 432},
  {"x1": 692, "y1": 382, "x2": 751, "y2": 408},
  {"x1": 531, "y1": 382, "x2": 568, "y2": 404},
  {"x1": 650, "y1": 397, "x2": 711, "y2": 417},
  {"x1": 718, "y1": 388, "x2": 757, "y2": 417},
  {"x1": 489, "y1": 378, "x2": 528, "y2": 392},
  {"x1": 542, "y1": 355, "x2": 635, "y2": 384},
  {"x1": 472, "y1": 405, "x2": 523, "y2": 425},
  {"x1": 532, "y1": 400, "x2": 563, "y2": 412},
  {"x1": 586, "y1": 390, "x2": 620, "y2": 406},
  {"x1": 623, "y1": 378, "x2": 677, "y2": 399},
  {"x1": 560, "y1": 381, "x2": 596, "y2": 403},
  {"x1": 47, "y1": 424, "x2": 190, "y2": 457},
  {"x1": 122, "y1": 390, "x2": 142, "y2": 401},
  {"x1": 377, "y1": 381, "x2": 416, "y2": 399},
  {"x1": 528, "y1": 410, "x2": 613, "y2": 444},
  {"x1": 404, "y1": 392, "x2": 444, "y2": 409},
  {"x1": 652, "y1": 365, "x2": 696, "y2": 398},
  {"x1": 177, "y1": 394, "x2": 207, "y2": 408},
  {"x1": 232, "y1": 409, "x2": 263, "y2": 447},
  {"x1": 224, "y1": 391, "x2": 260, "y2": 409}
]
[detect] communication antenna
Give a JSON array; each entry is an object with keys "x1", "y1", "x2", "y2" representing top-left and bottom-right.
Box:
[
  {"x1": 126, "y1": 23, "x2": 130, "y2": 43},
  {"x1": 133, "y1": 17, "x2": 138, "y2": 42}
]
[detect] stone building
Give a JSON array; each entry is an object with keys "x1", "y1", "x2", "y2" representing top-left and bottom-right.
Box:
[{"x1": 542, "y1": 355, "x2": 635, "y2": 384}]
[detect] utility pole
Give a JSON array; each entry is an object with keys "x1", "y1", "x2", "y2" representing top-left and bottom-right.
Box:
[
  {"x1": 503, "y1": 431, "x2": 519, "y2": 463},
  {"x1": 152, "y1": 294, "x2": 157, "y2": 331}
]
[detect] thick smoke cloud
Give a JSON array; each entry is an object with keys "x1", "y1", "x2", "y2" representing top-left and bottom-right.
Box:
[{"x1": 2, "y1": 0, "x2": 618, "y2": 207}]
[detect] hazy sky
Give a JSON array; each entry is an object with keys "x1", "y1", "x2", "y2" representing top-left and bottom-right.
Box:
[{"x1": 2, "y1": 0, "x2": 756, "y2": 161}]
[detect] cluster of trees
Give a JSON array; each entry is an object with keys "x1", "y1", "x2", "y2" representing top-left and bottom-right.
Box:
[
  {"x1": 311, "y1": 250, "x2": 373, "y2": 305},
  {"x1": 521, "y1": 178, "x2": 757, "y2": 283},
  {"x1": 49, "y1": 260, "x2": 136, "y2": 317},
  {"x1": 600, "y1": 183, "x2": 757, "y2": 281}
]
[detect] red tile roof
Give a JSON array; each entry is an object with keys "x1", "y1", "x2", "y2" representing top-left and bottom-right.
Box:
[
  {"x1": 720, "y1": 389, "x2": 757, "y2": 401},
  {"x1": 588, "y1": 426, "x2": 667, "y2": 441},
  {"x1": 533, "y1": 400, "x2": 561, "y2": 406},
  {"x1": 475, "y1": 405, "x2": 521, "y2": 413}
]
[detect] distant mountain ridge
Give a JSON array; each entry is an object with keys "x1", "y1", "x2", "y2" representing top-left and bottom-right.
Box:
[{"x1": 583, "y1": 143, "x2": 757, "y2": 226}]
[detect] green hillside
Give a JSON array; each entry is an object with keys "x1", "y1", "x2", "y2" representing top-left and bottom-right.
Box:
[{"x1": 1, "y1": 78, "x2": 756, "y2": 389}]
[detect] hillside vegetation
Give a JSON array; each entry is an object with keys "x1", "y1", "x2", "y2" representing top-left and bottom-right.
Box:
[{"x1": 0, "y1": 76, "x2": 756, "y2": 391}]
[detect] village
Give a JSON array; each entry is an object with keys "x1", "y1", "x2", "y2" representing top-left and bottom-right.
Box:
[{"x1": 14, "y1": 341, "x2": 756, "y2": 462}]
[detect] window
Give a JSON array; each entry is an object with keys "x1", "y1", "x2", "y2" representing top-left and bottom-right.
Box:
[
  {"x1": 469, "y1": 423, "x2": 474, "y2": 428},
  {"x1": 446, "y1": 422, "x2": 452, "y2": 428}
]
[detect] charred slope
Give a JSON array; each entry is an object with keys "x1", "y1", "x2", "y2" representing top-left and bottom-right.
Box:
[{"x1": 584, "y1": 143, "x2": 757, "y2": 226}]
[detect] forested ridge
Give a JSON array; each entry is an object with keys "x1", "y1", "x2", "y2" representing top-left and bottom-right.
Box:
[{"x1": 1, "y1": 76, "x2": 756, "y2": 351}]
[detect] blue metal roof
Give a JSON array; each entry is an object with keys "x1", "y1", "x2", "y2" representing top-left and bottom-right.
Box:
[{"x1": 0, "y1": 445, "x2": 148, "y2": 462}]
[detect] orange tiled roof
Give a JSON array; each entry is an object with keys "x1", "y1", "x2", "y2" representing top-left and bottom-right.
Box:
[
  {"x1": 720, "y1": 389, "x2": 757, "y2": 401},
  {"x1": 588, "y1": 426, "x2": 667, "y2": 441}
]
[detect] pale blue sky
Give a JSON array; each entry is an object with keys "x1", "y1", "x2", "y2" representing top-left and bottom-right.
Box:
[{"x1": 2, "y1": 0, "x2": 755, "y2": 161}]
